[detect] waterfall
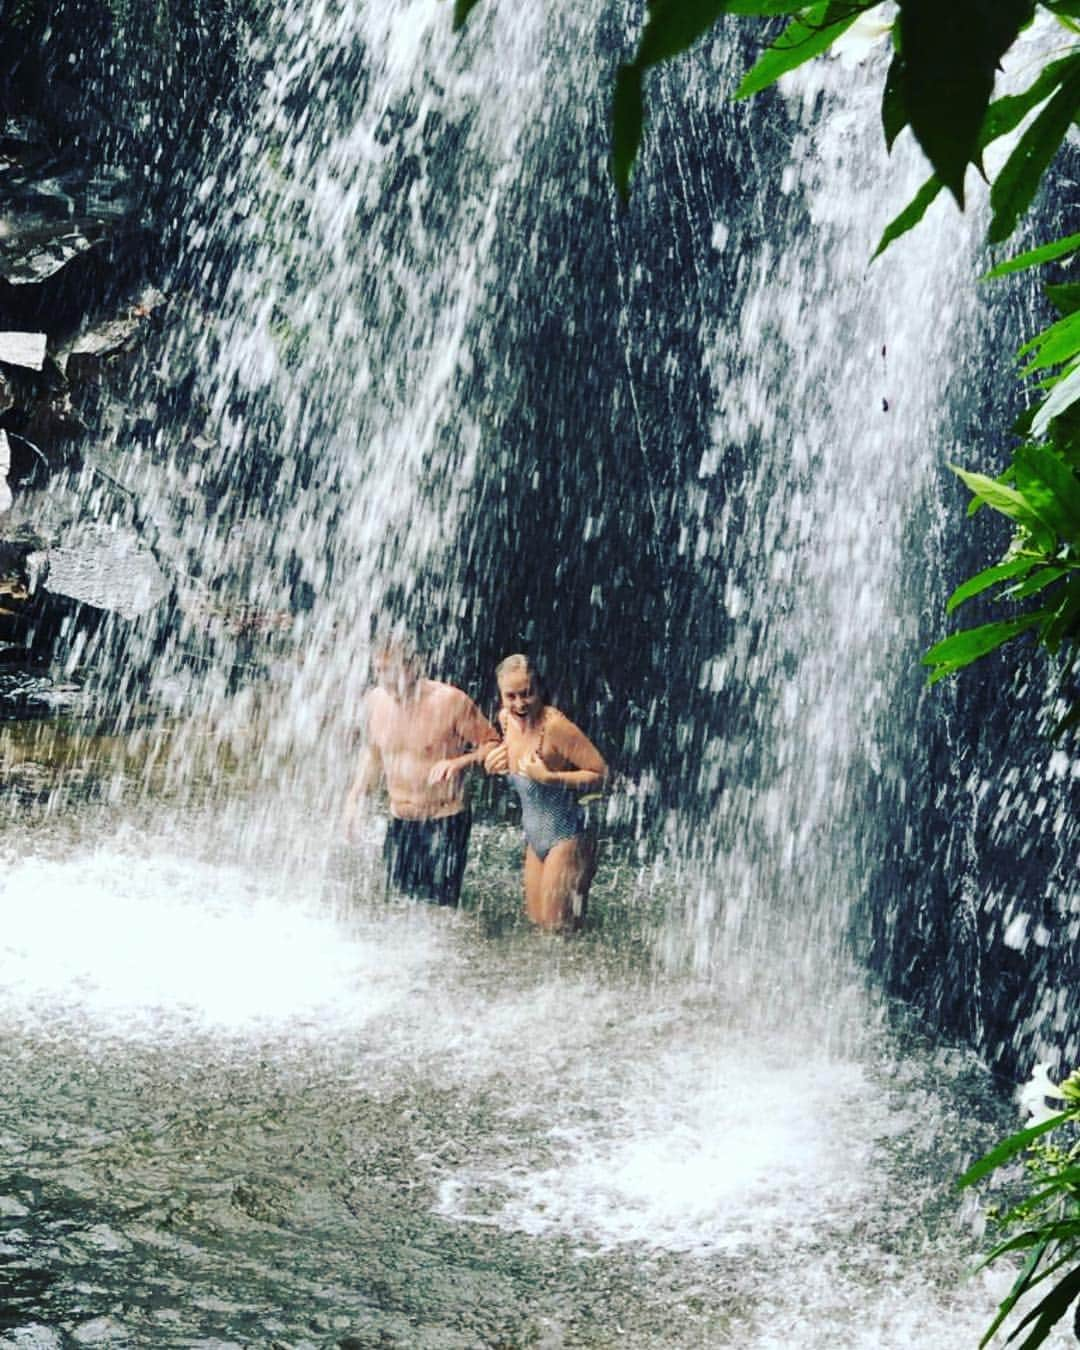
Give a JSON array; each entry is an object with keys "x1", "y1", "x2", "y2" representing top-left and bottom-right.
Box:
[{"x1": 8, "y1": 5, "x2": 1080, "y2": 1346}]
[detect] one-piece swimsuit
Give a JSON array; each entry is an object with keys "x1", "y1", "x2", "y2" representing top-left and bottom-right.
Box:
[{"x1": 507, "y1": 714, "x2": 586, "y2": 861}]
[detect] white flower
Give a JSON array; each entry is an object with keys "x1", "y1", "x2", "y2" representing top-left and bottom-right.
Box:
[
  {"x1": 1018, "y1": 1063, "x2": 1070, "y2": 1123},
  {"x1": 831, "y1": 5, "x2": 893, "y2": 71}
]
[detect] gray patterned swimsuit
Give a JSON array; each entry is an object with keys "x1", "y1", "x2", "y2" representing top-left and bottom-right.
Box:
[
  {"x1": 507, "y1": 712, "x2": 587, "y2": 860},
  {"x1": 508, "y1": 772, "x2": 587, "y2": 861}
]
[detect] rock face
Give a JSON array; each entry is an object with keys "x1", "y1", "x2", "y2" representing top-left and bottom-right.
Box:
[{"x1": 0, "y1": 94, "x2": 172, "y2": 682}]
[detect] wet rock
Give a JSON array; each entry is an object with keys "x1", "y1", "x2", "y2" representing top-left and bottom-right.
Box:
[
  {"x1": 54, "y1": 286, "x2": 167, "y2": 382},
  {"x1": 0, "y1": 429, "x2": 10, "y2": 512},
  {"x1": 27, "y1": 522, "x2": 168, "y2": 621},
  {"x1": 0, "y1": 217, "x2": 110, "y2": 289},
  {"x1": 0, "y1": 1326, "x2": 63, "y2": 1349},
  {"x1": 0, "y1": 332, "x2": 46, "y2": 371},
  {"x1": 230, "y1": 1176, "x2": 290, "y2": 1225},
  {"x1": 69, "y1": 1318, "x2": 129, "y2": 1346}
]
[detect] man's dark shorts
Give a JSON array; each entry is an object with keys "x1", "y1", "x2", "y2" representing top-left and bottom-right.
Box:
[{"x1": 383, "y1": 809, "x2": 471, "y2": 907}]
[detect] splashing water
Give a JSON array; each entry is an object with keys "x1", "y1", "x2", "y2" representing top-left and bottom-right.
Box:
[{"x1": 4, "y1": 4, "x2": 1077, "y2": 1348}]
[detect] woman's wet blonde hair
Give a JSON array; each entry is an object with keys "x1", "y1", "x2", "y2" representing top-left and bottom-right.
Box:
[
  {"x1": 495, "y1": 652, "x2": 532, "y2": 680},
  {"x1": 495, "y1": 653, "x2": 547, "y2": 702}
]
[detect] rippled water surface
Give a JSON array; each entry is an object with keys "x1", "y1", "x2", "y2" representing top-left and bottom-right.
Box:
[{"x1": 0, "y1": 784, "x2": 1067, "y2": 1350}]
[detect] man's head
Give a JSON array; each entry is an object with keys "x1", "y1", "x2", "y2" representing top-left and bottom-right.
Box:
[{"x1": 373, "y1": 635, "x2": 421, "y2": 699}]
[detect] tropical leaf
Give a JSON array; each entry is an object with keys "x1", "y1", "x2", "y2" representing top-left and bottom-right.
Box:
[
  {"x1": 978, "y1": 1223, "x2": 1080, "y2": 1268},
  {"x1": 958, "y1": 1112, "x2": 1072, "y2": 1188},
  {"x1": 872, "y1": 175, "x2": 943, "y2": 257},
  {"x1": 989, "y1": 67, "x2": 1080, "y2": 244},
  {"x1": 996, "y1": 1171, "x2": 1080, "y2": 1228},
  {"x1": 872, "y1": 33, "x2": 1073, "y2": 254},
  {"x1": 1012, "y1": 443, "x2": 1080, "y2": 534},
  {"x1": 1040, "y1": 585, "x2": 1080, "y2": 650},
  {"x1": 897, "y1": 0, "x2": 1034, "y2": 205},
  {"x1": 983, "y1": 230, "x2": 1080, "y2": 280},
  {"x1": 734, "y1": 2, "x2": 862, "y2": 100},
  {"x1": 634, "y1": 0, "x2": 812, "y2": 71},
  {"x1": 1007, "y1": 566, "x2": 1070, "y2": 602},
  {"x1": 452, "y1": 0, "x2": 482, "y2": 32},
  {"x1": 946, "y1": 557, "x2": 1039, "y2": 613},
  {"x1": 1008, "y1": 1262, "x2": 1080, "y2": 1350},
  {"x1": 1033, "y1": 361, "x2": 1080, "y2": 439},
  {"x1": 1044, "y1": 282, "x2": 1080, "y2": 317},
  {"x1": 612, "y1": 64, "x2": 645, "y2": 202},
  {"x1": 922, "y1": 610, "x2": 1053, "y2": 683},
  {"x1": 635, "y1": 0, "x2": 739, "y2": 69},
  {"x1": 952, "y1": 465, "x2": 1053, "y2": 534},
  {"x1": 979, "y1": 52, "x2": 1080, "y2": 147},
  {"x1": 978, "y1": 1241, "x2": 1052, "y2": 1349},
  {"x1": 882, "y1": 50, "x2": 908, "y2": 150}
]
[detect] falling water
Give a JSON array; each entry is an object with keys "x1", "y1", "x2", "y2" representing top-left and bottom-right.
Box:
[{"x1": 3, "y1": 4, "x2": 1078, "y2": 1347}]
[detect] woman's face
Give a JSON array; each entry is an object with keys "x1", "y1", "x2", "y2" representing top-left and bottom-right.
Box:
[{"x1": 499, "y1": 668, "x2": 540, "y2": 724}]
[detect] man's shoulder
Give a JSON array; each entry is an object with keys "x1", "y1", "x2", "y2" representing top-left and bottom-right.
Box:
[{"x1": 425, "y1": 679, "x2": 475, "y2": 707}]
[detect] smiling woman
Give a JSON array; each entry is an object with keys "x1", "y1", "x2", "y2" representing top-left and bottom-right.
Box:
[{"x1": 485, "y1": 652, "x2": 608, "y2": 931}]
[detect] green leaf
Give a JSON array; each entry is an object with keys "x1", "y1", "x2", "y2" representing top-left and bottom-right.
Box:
[
  {"x1": 734, "y1": 2, "x2": 862, "y2": 100},
  {"x1": 612, "y1": 64, "x2": 645, "y2": 202},
  {"x1": 1020, "y1": 310, "x2": 1080, "y2": 373},
  {"x1": 958, "y1": 1112, "x2": 1071, "y2": 1188},
  {"x1": 898, "y1": 0, "x2": 1034, "y2": 205},
  {"x1": 1033, "y1": 362, "x2": 1080, "y2": 440},
  {"x1": 979, "y1": 53, "x2": 1080, "y2": 149},
  {"x1": 922, "y1": 610, "x2": 1053, "y2": 683},
  {"x1": 997, "y1": 1171, "x2": 1080, "y2": 1227},
  {"x1": 989, "y1": 66, "x2": 1080, "y2": 244},
  {"x1": 1045, "y1": 282, "x2": 1080, "y2": 317},
  {"x1": 978, "y1": 1241, "x2": 1050, "y2": 1349},
  {"x1": 980, "y1": 1222, "x2": 1080, "y2": 1266},
  {"x1": 952, "y1": 465, "x2": 1048, "y2": 530},
  {"x1": 1008, "y1": 566, "x2": 1070, "y2": 601},
  {"x1": 872, "y1": 175, "x2": 943, "y2": 258},
  {"x1": 1008, "y1": 1262, "x2": 1080, "y2": 1350},
  {"x1": 1040, "y1": 584, "x2": 1080, "y2": 651},
  {"x1": 882, "y1": 52, "x2": 908, "y2": 150},
  {"x1": 634, "y1": 0, "x2": 810, "y2": 71},
  {"x1": 635, "y1": 0, "x2": 736, "y2": 69},
  {"x1": 452, "y1": 0, "x2": 482, "y2": 32},
  {"x1": 983, "y1": 230, "x2": 1080, "y2": 280},
  {"x1": 893, "y1": 51, "x2": 1080, "y2": 267},
  {"x1": 947, "y1": 557, "x2": 1039, "y2": 613},
  {"x1": 1012, "y1": 443, "x2": 1080, "y2": 535}
]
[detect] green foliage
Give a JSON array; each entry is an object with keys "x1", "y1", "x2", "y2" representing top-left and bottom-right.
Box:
[
  {"x1": 896, "y1": 0, "x2": 1034, "y2": 206},
  {"x1": 958, "y1": 1067, "x2": 1080, "y2": 1349},
  {"x1": 733, "y1": 3, "x2": 864, "y2": 101},
  {"x1": 923, "y1": 243, "x2": 1080, "y2": 714}
]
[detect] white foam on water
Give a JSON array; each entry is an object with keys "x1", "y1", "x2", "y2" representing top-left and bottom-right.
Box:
[{"x1": 0, "y1": 843, "x2": 452, "y2": 1039}]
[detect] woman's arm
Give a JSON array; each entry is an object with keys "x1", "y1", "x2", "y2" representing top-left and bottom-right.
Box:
[{"x1": 522, "y1": 710, "x2": 607, "y2": 790}]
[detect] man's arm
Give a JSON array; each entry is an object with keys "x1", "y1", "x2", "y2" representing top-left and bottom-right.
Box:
[
  {"x1": 342, "y1": 741, "x2": 384, "y2": 840},
  {"x1": 427, "y1": 693, "x2": 500, "y2": 785}
]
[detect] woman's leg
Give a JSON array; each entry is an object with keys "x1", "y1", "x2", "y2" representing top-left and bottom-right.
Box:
[
  {"x1": 523, "y1": 845, "x2": 546, "y2": 925},
  {"x1": 533, "y1": 834, "x2": 596, "y2": 931}
]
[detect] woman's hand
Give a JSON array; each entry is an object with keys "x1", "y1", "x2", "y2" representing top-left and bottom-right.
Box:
[
  {"x1": 518, "y1": 750, "x2": 558, "y2": 785},
  {"x1": 483, "y1": 742, "x2": 510, "y2": 776}
]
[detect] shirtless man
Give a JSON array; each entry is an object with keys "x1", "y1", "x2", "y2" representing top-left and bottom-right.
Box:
[{"x1": 343, "y1": 638, "x2": 498, "y2": 907}]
